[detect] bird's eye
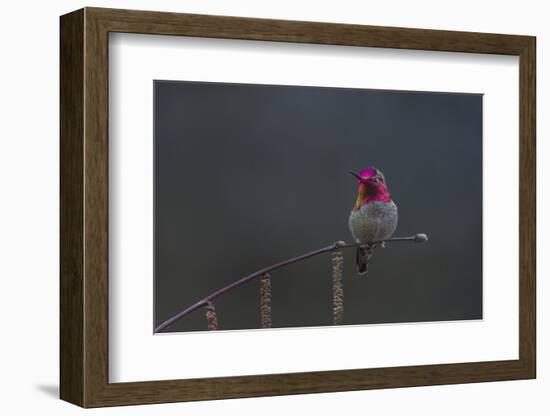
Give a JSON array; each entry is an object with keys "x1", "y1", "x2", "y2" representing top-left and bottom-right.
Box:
[{"x1": 373, "y1": 176, "x2": 381, "y2": 182}]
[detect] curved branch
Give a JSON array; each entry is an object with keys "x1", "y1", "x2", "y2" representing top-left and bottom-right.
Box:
[{"x1": 154, "y1": 233, "x2": 428, "y2": 333}]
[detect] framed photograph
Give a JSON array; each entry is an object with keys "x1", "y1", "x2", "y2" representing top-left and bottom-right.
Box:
[{"x1": 60, "y1": 7, "x2": 536, "y2": 408}]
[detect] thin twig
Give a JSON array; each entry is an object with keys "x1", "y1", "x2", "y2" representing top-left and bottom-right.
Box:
[{"x1": 154, "y1": 233, "x2": 428, "y2": 333}]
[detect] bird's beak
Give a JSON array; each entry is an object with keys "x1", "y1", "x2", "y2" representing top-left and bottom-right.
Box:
[{"x1": 349, "y1": 171, "x2": 368, "y2": 184}]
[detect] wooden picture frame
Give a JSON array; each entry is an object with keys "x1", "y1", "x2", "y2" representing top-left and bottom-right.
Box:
[{"x1": 60, "y1": 7, "x2": 536, "y2": 408}]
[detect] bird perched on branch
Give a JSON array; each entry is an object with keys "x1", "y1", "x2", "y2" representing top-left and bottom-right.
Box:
[{"x1": 348, "y1": 167, "x2": 398, "y2": 275}]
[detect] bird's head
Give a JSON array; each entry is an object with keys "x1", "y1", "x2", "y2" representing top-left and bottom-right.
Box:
[{"x1": 349, "y1": 167, "x2": 392, "y2": 209}]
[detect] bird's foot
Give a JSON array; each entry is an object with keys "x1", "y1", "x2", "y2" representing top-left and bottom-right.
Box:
[{"x1": 361, "y1": 241, "x2": 384, "y2": 250}]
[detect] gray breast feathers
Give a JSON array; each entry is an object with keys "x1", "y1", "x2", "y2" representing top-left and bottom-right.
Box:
[{"x1": 348, "y1": 201, "x2": 398, "y2": 244}]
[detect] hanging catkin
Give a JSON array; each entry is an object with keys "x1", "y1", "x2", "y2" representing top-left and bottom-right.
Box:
[
  {"x1": 260, "y1": 273, "x2": 272, "y2": 328},
  {"x1": 205, "y1": 301, "x2": 218, "y2": 330},
  {"x1": 332, "y1": 242, "x2": 345, "y2": 325}
]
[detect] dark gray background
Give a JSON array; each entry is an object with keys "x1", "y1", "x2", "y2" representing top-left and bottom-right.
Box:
[{"x1": 154, "y1": 80, "x2": 482, "y2": 333}]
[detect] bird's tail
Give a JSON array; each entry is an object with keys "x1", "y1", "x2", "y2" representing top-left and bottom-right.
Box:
[{"x1": 356, "y1": 244, "x2": 376, "y2": 275}]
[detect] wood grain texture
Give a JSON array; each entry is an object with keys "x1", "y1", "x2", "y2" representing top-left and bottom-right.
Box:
[
  {"x1": 83, "y1": 10, "x2": 110, "y2": 406},
  {"x1": 89, "y1": 7, "x2": 532, "y2": 54},
  {"x1": 59, "y1": 8, "x2": 84, "y2": 406},
  {"x1": 518, "y1": 38, "x2": 536, "y2": 375},
  {"x1": 59, "y1": 7, "x2": 536, "y2": 408}
]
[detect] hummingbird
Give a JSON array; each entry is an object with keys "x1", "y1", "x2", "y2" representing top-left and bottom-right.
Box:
[{"x1": 348, "y1": 167, "x2": 398, "y2": 275}]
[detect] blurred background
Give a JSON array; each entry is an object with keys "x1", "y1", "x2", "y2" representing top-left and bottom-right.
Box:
[{"x1": 154, "y1": 80, "x2": 482, "y2": 332}]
